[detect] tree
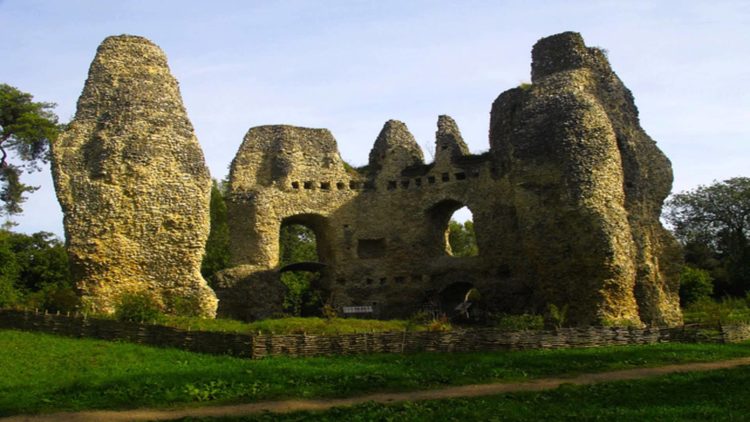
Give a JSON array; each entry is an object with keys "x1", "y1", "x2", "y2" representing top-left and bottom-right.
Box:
[
  {"x1": 0, "y1": 230, "x2": 76, "y2": 311},
  {"x1": 201, "y1": 180, "x2": 231, "y2": 279},
  {"x1": 665, "y1": 177, "x2": 750, "y2": 296},
  {"x1": 679, "y1": 266, "x2": 714, "y2": 306},
  {"x1": 448, "y1": 220, "x2": 478, "y2": 257},
  {"x1": 0, "y1": 84, "x2": 60, "y2": 219},
  {"x1": 279, "y1": 223, "x2": 319, "y2": 316}
]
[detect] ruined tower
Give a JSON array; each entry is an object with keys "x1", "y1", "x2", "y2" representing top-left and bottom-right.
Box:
[{"x1": 51, "y1": 35, "x2": 218, "y2": 317}]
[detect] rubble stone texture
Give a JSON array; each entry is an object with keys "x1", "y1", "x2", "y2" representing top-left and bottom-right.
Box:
[
  {"x1": 51, "y1": 35, "x2": 218, "y2": 317},
  {"x1": 222, "y1": 32, "x2": 682, "y2": 326}
]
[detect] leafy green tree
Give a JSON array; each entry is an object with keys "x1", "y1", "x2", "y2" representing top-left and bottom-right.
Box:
[
  {"x1": 665, "y1": 177, "x2": 750, "y2": 296},
  {"x1": 201, "y1": 180, "x2": 231, "y2": 279},
  {"x1": 679, "y1": 266, "x2": 714, "y2": 306},
  {"x1": 0, "y1": 230, "x2": 75, "y2": 311},
  {"x1": 0, "y1": 231, "x2": 20, "y2": 307},
  {"x1": 0, "y1": 84, "x2": 60, "y2": 218},
  {"x1": 279, "y1": 224, "x2": 319, "y2": 316},
  {"x1": 448, "y1": 220, "x2": 478, "y2": 257}
]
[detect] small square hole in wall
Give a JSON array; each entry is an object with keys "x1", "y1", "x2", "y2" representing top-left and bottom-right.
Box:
[
  {"x1": 400, "y1": 180, "x2": 410, "y2": 189},
  {"x1": 336, "y1": 182, "x2": 346, "y2": 190},
  {"x1": 379, "y1": 277, "x2": 387, "y2": 285},
  {"x1": 337, "y1": 278, "x2": 346, "y2": 285},
  {"x1": 366, "y1": 278, "x2": 374, "y2": 285},
  {"x1": 349, "y1": 181, "x2": 360, "y2": 189},
  {"x1": 394, "y1": 276, "x2": 405, "y2": 284},
  {"x1": 455, "y1": 172, "x2": 466, "y2": 180},
  {"x1": 428, "y1": 176, "x2": 436, "y2": 184},
  {"x1": 304, "y1": 181, "x2": 313, "y2": 189},
  {"x1": 291, "y1": 181, "x2": 300, "y2": 189},
  {"x1": 415, "y1": 178, "x2": 422, "y2": 187},
  {"x1": 387, "y1": 181, "x2": 397, "y2": 190},
  {"x1": 471, "y1": 169, "x2": 480, "y2": 178},
  {"x1": 320, "y1": 182, "x2": 331, "y2": 190},
  {"x1": 441, "y1": 173, "x2": 450, "y2": 182}
]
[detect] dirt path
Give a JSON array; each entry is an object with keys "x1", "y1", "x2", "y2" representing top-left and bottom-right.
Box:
[{"x1": 5, "y1": 357, "x2": 750, "y2": 422}]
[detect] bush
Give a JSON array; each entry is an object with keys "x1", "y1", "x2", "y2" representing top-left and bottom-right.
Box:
[
  {"x1": 114, "y1": 291, "x2": 163, "y2": 323},
  {"x1": 21, "y1": 284, "x2": 79, "y2": 313},
  {"x1": 492, "y1": 313, "x2": 544, "y2": 331},
  {"x1": 684, "y1": 297, "x2": 750, "y2": 327},
  {"x1": 679, "y1": 266, "x2": 714, "y2": 306}
]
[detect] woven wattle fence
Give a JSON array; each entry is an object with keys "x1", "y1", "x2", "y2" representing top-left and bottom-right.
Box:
[{"x1": 0, "y1": 309, "x2": 746, "y2": 359}]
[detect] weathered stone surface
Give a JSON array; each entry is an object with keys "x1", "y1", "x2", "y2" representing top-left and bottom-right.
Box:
[
  {"x1": 212, "y1": 266, "x2": 287, "y2": 321},
  {"x1": 221, "y1": 32, "x2": 681, "y2": 326},
  {"x1": 50, "y1": 35, "x2": 217, "y2": 317}
]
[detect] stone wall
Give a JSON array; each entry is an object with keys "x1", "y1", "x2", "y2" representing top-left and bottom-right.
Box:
[
  {"x1": 222, "y1": 32, "x2": 682, "y2": 326},
  {"x1": 4, "y1": 310, "x2": 742, "y2": 360}
]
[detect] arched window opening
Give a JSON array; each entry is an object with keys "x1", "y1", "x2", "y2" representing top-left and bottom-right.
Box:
[
  {"x1": 427, "y1": 200, "x2": 479, "y2": 257},
  {"x1": 447, "y1": 206, "x2": 478, "y2": 257}
]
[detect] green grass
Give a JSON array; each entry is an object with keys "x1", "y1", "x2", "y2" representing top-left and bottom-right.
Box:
[
  {"x1": 195, "y1": 366, "x2": 750, "y2": 421},
  {"x1": 96, "y1": 314, "x2": 426, "y2": 335},
  {"x1": 2, "y1": 330, "x2": 750, "y2": 416}
]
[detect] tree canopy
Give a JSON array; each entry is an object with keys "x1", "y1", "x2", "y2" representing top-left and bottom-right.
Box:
[
  {"x1": 665, "y1": 177, "x2": 750, "y2": 296},
  {"x1": 0, "y1": 84, "x2": 60, "y2": 218},
  {"x1": 448, "y1": 220, "x2": 478, "y2": 257},
  {"x1": 201, "y1": 180, "x2": 231, "y2": 279}
]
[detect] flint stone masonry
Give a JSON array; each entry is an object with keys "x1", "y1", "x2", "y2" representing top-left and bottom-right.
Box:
[
  {"x1": 50, "y1": 35, "x2": 218, "y2": 317},
  {"x1": 221, "y1": 32, "x2": 682, "y2": 326}
]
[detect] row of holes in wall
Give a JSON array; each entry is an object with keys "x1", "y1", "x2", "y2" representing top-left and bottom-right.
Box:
[
  {"x1": 386, "y1": 170, "x2": 480, "y2": 191},
  {"x1": 336, "y1": 274, "x2": 425, "y2": 286},
  {"x1": 289, "y1": 169, "x2": 482, "y2": 192}
]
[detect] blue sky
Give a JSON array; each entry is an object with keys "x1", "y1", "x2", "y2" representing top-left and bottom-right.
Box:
[{"x1": 1, "y1": 0, "x2": 748, "y2": 237}]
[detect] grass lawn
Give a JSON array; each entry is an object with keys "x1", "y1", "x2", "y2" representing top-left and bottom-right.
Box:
[
  {"x1": 193, "y1": 366, "x2": 750, "y2": 421},
  {"x1": 2, "y1": 329, "x2": 750, "y2": 416},
  {"x1": 156, "y1": 315, "x2": 426, "y2": 335}
]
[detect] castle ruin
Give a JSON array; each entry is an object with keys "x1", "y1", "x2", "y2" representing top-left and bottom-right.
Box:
[{"x1": 52, "y1": 32, "x2": 683, "y2": 326}]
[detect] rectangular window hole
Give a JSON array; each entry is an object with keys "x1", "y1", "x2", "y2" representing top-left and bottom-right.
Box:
[
  {"x1": 337, "y1": 278, "x2": 346, "y2": 285},
  {"x1": 400, "y1": 180, "x2": 410, "y2": 189},
  {"x1": 304, "y1": 181, "x2": 313, "y2": 189},
  {"x1": 428, "y1": 176, "x2": 436, "y2": 184},
  {"x1": 291, "y1": 181, "x2": 300, "y2": 189},
  {"x1": 471, "y1": 169, "x2": 480, "y2": 178},
  {"x1": 365, "y1": 278, "x2": 374, "y2": 285},
  {"x1": 415, "y1": 178, "x2": 422, "y2": 187},
  {"x1": 320, "y1": 182, "x2": 331, "y2": 190},
  {"x1": 455, "y1": 172, "x2": 466, "y2": 180},
  {"x1": 336, "y1": 182, "x2": 346, "y2": 190},
  {"x1": 357, "y1": 238, "x2": 386, "y2": 259},
  {"x1": 387, "y1": 181, "x2": 397, "y2": 190},
  {"x1": 379, "y1": 277, "x2": 387, "y2": 285},
  {"x1": 441, "y1": 173, "x2": 450, "y2": 182},
  {"x1": 394, "y1": 276, "x2": 405, "y2": 284}
]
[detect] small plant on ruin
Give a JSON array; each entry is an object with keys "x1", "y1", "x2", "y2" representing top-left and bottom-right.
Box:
[
  {"x1": 426, "y1": 314, "x2": 452, "y2": 332},
  {"x1": 114, "y1": 291, "x2": 164, "y2": 323},
  {"x1": 547, "y1": 303, "x2": 568, "y2": 330}
]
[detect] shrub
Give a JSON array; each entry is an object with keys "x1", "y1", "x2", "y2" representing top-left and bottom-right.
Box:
[
  {"x1": 684, "y1": 297, "x2": 750, "y2": 327},
  {"x1": 679, "y1": 266, "x2": 714, "y2": 306},
  {"x1": 114, "y1": 291, "x2": 163, "y2": 323},
  {"x1": 492, "y1": 313, "x2": 544, "y2": 331}
]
